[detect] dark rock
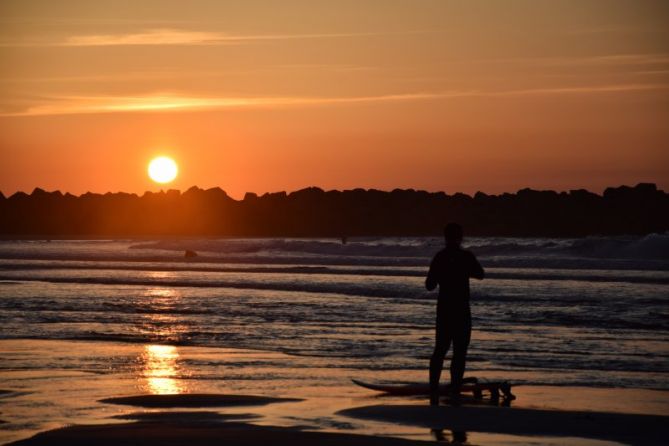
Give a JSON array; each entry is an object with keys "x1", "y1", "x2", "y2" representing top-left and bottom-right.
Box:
[{"x1": 0, "y1": 184, "x2": 666, "y2": 237}]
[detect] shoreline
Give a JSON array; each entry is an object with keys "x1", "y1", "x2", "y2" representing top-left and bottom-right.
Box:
[
  {"x1": 7, "y1": 395, "x2": 669, "y2": 446},
  {"x1": 7, "y1": 419, "x2": 431, "y2": 446},
  {"x1": 2, "y1": 339, "x2": 668, "y2": 446}
]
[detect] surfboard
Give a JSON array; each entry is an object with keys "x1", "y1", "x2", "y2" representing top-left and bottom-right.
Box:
[{"x1": 352, "y1": 377, "x2": 515, "y2": 401}]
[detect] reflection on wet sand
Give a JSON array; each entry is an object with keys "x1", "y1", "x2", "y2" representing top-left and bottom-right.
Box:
[{"x1": 141, "y1": 345, "x2": 185, "y2": 395}]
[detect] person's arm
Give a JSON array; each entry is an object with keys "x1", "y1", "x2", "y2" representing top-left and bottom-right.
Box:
[
  {"x1": 425, "y1": 254, "x2": 439, "y2": 291},
  {"x1": 469, "y1": 252, "x2": 485, "y2": 280}
]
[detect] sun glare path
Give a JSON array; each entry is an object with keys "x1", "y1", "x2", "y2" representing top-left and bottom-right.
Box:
[
  {"x1": 142, "y1": 345, "x2": 184, "y2": 395},
  {"x1": 148, "y1": 156, "x2": 178, "y2": 184}
]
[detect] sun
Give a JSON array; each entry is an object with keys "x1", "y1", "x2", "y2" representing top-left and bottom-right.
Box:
[{"x1": 148, "y1": 156, "x2": 178, "y2": 184}]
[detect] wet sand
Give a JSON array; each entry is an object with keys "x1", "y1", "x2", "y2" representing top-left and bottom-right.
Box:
[
  {"x1": 341, "y1": 404, "x2": 668, "y2": 446},
  {"x1": 8, "y1": 397, "x2": 428, "y2": 445},
  {"x1": 7, "y1": 394, "x2": 668, "y2": 446},
  {"x1": 3, "y1": 339, "x2": 669, "y2": 446},
  {"x1": 8, "y1": 419, "x2": 431, "y2": 446}
]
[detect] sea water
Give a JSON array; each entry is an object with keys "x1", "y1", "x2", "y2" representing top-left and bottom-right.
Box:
[{"x1": 1, "y1": 235, "x2": 667, "y2": 391}]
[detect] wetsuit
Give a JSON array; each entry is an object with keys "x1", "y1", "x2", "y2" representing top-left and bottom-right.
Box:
[{"x1": 426, "y1": 245, "x2": 484, "y2": 399}]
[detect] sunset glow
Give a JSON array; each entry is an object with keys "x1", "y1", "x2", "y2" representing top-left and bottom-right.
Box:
[{"x1": 0, "y1": 1, "x2": 668, "y2": 197}]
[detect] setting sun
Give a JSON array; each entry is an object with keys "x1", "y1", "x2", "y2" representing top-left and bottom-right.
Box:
[{"x1": 148, "y1": 156, "x2": 178, "y2": 184}]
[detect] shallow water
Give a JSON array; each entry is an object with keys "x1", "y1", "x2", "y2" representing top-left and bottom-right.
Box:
[{"x1": 1, "y1": 237, "x2": 667, "y2": 389}]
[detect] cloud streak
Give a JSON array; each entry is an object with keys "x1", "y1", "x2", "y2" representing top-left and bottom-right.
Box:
[
  {"x1": 3, "y1": 83, "x2": 667, "y2": 117},
  {"x1": 489, "y1": 83, "x2": 669, "y2": 96},
  {"x1": 540, "y1": 53, "x2": 669, "y2": 67},
  {"x1": 64, "y1": 29, "x2": 231, "y2": 46},
  {"x1": 2, "y1": 93, "x2": 450, "y2": 116},
  {"x1": 60, "y1": 28, "x2": 424, "y2": 47},
  {"x1": 457, "y1": 53, "x2": 669, "y2": 69},
  {"x1": 0, "y1": 28, "x2": 433, "y2": 48}
]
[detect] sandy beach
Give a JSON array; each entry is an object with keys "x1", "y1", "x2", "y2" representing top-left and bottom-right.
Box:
[
  {"x1": 6, "y1": 387, "x2": 669, "y2": 446},
  {"x1": 8, "y1": 418, "x2": 428, "y2": 446},
  {"x1": 2, "y1": 339, "x2": 668, "y2": 446}
]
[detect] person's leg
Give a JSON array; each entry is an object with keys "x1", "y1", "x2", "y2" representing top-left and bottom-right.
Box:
[
  {"x1": 449, "y1": 317, "x2": 471, "y2": 397},
  {"x1": 429, "y1": 319, "x2": 451, "y2": 405}
]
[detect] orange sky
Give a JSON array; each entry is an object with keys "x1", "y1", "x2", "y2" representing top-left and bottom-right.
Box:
[{"x1": 1, "y1": 0, "x2": 668, "y2": 198}]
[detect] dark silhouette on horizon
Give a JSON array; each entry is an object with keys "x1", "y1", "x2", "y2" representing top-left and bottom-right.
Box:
[
  {"x1": 0, "y1": 183, "x2": 667, "y2": 237},
  {"x1": 426, "y1": 223, "x2": 484, "y2": 405}
]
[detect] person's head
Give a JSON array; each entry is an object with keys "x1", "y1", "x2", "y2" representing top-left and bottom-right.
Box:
[{"x1": 444, "y1": 223, "x2": 463, "y2": 247}]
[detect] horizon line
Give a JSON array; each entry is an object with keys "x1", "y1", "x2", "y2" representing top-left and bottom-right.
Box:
[{"x1": 1, "y1": 182, "x2": 661, "y2": 201}]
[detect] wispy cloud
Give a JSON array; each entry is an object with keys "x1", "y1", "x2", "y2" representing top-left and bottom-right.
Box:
[
  {"x1": 542, "y1": 54, "x2": 669, "y2": 66},
  {"x1": 0, "y1": 65, "x2": 376, "y2": 85},
  {"x1": 0, "y1": 28, "x2": 432, "y2": 48},
  {"x1": 3, "y1": 83, "x2": 667, "y2": 117},
  {"x1": 64, "y1": 29, "x2": 230, "y2": 46},
  {"x1": 489, "y1": 83, "x2": 669, "y2": 97},
  {"x1": 60, "y1": 28, "x2": 424, "y2": 47},
  {"x1": 565, "y1": 25, "x2": 666, "y2": 35},
  {"x1": 457, "y1": 53, "x2": 669, "y2": 68},
  {"x1": 2, "y1": 92, "x2": 452, "y2": 116}
]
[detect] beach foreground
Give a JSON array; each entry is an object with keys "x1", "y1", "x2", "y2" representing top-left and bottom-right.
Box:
[
  {"x1": 7, "y1": 394, "x2": 668, "y2": 446},
  {"x1": 342, "y1": 404, "x2": 667, "y2": 445},
  {"x1": 2, "y1": 339, "x2": 668, "y2": 446},
  {"x1": 8, "y1": 417, "x2": 428, "y2": 446}
]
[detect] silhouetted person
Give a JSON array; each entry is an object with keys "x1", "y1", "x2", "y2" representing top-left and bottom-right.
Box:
[{"x1": 426, "y1": 223, "x2": 484, "y2": 405}]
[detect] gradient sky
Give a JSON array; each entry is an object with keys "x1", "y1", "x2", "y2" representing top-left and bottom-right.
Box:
[{"x1": 1, "y1": 0, "x2": 668, "y2": 198}]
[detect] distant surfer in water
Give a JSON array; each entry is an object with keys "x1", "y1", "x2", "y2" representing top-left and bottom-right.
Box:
[{"x1": 426, "y1": 223, "x2": 484, "y2": 405}]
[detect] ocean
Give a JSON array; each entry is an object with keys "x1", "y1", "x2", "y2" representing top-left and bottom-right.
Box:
[{"x1": 1, "y1": 235, "x2": 667, "y2": 392}]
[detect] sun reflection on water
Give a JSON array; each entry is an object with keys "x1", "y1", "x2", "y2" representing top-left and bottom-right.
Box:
[
  {"x1": 146, "y1": 271, "x2": 174, "y2": 282},
  {"x1": 139, "y1": 286, "x2": 189, "y2": 340},
  {"x1": 145, "y1": 285, "x2": 176, "y2": 296},
  {"x1": 141, "y1": 344, "x2": 185, "y2": 394}
]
